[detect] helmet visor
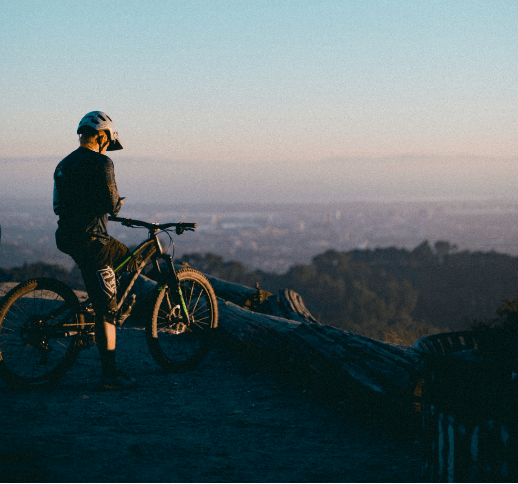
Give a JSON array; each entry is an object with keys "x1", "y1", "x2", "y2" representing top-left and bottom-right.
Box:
[
  {"x1": 107, "y1": 138, "x2": 123, "y2": 151},
  {"x1": 107, "y1": 130, "x2": 123, "y2": 151}
]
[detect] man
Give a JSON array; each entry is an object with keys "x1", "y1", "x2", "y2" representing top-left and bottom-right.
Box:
[{"x1": 53, "y1": 111, "x2": 137, "y2": 390}]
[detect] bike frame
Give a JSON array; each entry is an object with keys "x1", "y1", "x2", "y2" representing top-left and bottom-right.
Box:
[
  {"x1": 53, "y1": 218, "x2": 195, "y2": 337},
  {"x1": 108, "y1": 217, "x2": 194, "y2": 324}
]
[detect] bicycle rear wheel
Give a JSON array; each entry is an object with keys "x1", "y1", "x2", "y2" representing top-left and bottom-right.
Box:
[
  {"x1": 146, "y1": 268, "x2": 218, "y2": 372},
  {"x1": 0, "y1": 278, "x2": 82, "y2": 387}
]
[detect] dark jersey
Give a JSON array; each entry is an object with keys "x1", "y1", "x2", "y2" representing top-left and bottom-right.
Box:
[{"x1": 53, "y1": 147, "x2": 122, "y2": 241}]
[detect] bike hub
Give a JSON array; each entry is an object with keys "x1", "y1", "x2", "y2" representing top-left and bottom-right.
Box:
[{"x1": 20, "y1": 316, "x2": 47, "y2": 348}]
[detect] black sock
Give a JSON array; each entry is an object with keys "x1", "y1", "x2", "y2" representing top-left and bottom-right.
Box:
[{"x1": 100, "y1": 349, "x2": 117, "y2": 377}]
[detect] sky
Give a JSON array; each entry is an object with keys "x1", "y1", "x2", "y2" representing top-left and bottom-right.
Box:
[{"x1": 1, "y1": 0, "x2": 517, "y2": 204}]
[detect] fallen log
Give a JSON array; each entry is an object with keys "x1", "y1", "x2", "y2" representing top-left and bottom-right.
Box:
[
  {"x1": 205, "y1": 276, "x2": 320, "y2": 324},
  {"x1": 129, "y1": 273, "x2": 424, "y2": 404},
  {"x1": 205, "y1": 275, "x2": 424, "y2": 404},
  {"x1": 216, "y1": 300, "x2": 423, "y2": 403}
]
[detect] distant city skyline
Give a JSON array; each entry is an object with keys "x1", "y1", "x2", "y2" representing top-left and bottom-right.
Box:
[
  {"x1": 1, "y1": 1, "x2": 517, "y2": 204},
  {"x1": 4, "y1": 198, "x2": 518, "y2": 272}
]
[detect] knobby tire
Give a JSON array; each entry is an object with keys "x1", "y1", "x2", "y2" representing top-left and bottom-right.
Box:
[
  {"x1": 0, "y1": 278, "x2": 82, "y2": 388},
  {"x1": 146, "y1": 268, "x2": 218, "y2": 372}
]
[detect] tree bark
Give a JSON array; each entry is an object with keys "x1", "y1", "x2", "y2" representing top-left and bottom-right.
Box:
[{"x1": 206, "y1": 275, "x2": 424, "y2": 405}]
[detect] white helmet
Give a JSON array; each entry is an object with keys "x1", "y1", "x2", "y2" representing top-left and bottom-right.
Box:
[{"x1": 77, "y1": 111, "x2": 123, "y2": 151}]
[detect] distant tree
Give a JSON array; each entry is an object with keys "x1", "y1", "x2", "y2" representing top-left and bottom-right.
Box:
[
  {"x1": 434, "y1": 240, "x2": 458, "y2": 263},
  {"x1": 166, "y1": 241, "x2": 518, "y2": 342},
  {"x1": 177, "y1": 253, "x2": 249, "y2": 284},
  {"x1": 412, "y1": 240, "x2": 434, "y2": 261}
]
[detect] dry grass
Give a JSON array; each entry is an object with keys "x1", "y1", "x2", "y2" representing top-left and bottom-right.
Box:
[{"x1": 381, "y1": 321, "x2": 447, "y2": 346}]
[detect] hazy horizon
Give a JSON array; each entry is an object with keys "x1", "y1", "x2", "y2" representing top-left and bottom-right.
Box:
[{"x1": 2, "y1": 154, "x2": 518, "y2": 207}]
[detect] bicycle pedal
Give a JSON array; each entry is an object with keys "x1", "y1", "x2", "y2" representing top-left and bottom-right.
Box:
[{"x1": 75, "y1": 336, "x2": 92, "y2": 350}]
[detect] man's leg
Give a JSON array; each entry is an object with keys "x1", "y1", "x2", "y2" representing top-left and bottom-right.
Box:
[
  {"x1": 89, "y1": 270, "x2": 136, "y2": 388},
  {"x1": 94, "y1": 314, "x2": 117, "y2": 377},
  {"x1": 82, "y1": 265, "x2": 119, "y2": 376},
  {"x1": 81, "y1": 237, "x2": 136, "y2": 388},
  {"x1": 105, "y1": 320, "x2": 117, "y2": 351}
]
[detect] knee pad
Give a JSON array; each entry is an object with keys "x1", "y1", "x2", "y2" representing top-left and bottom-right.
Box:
[{"x1": 95, "y1": 266, "x2": 117, "y2": 310}]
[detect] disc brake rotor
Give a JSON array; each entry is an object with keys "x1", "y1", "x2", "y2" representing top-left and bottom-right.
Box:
[
  {"x1": 165, "y1": 304, "x2": 189, "y2": 334},
  {"x1": 20, "y1": 316, "x2": 52, "y2": 364}
]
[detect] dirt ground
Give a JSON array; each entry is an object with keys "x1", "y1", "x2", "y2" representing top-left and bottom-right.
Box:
[{"x1": 0, "y1": 323, "x2": 423, "y2": 483}]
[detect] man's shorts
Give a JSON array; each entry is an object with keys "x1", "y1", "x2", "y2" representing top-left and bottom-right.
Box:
[
  {"x1": 56, "y1": 231, "x2": 131, "y2": 317},
  {"x1": 56, "y1": 229, "x2": 129, "y2": 271}
]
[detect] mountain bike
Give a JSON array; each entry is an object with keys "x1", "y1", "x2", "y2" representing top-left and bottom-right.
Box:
[{"x1": 0, "y1": 216, "x2": 219, "y2": 388}]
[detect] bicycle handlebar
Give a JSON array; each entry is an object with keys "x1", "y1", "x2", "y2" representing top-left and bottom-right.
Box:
[{"x1": 108, "y1": 216, "x2": 196, "y2": 233}]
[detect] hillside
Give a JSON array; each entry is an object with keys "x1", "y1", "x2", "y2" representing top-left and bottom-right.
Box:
[
  {"x1": 178, "y1": 243, "x2": 518, "y2": 341},
  {"x1": 3, "y1": 241, "x2": 518, "y2": 344},
  {"x1": 0, "y1": 241, "x2": 74, "y2": 270}
]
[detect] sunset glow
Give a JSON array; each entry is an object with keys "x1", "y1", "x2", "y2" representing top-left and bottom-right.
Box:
[{"x1": 1, "y1": 1, "x2": 517, "y2": 203}]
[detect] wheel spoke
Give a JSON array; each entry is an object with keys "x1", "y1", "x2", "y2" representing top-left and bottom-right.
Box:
[{"x1": 0, "y1": 279, "x2": 80, "y2": 386}]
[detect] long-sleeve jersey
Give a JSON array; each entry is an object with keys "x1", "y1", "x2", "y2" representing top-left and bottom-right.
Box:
[{"x1": 53, "y1": 147, "x2": 122, "y2": 241}]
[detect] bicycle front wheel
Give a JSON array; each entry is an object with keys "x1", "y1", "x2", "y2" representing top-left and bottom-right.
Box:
[
  {"x1": 146, "y1": 268, "x2": 218, "y2": 372},
  {"x1": 0, "y1": 278, "x2": 82, "y2": 387}
]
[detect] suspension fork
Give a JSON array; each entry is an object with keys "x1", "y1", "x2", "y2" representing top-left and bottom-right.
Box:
[
  {"x1": 161, "y1": 254, "x2": 191, "y2": 323},
  {"x1": 150, "y1": 229, "x2": 190, "y2": 323}
]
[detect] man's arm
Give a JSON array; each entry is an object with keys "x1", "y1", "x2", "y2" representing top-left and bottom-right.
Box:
[{"x1": 98, "y1": 157, "x2": 122, "y2": 216}]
